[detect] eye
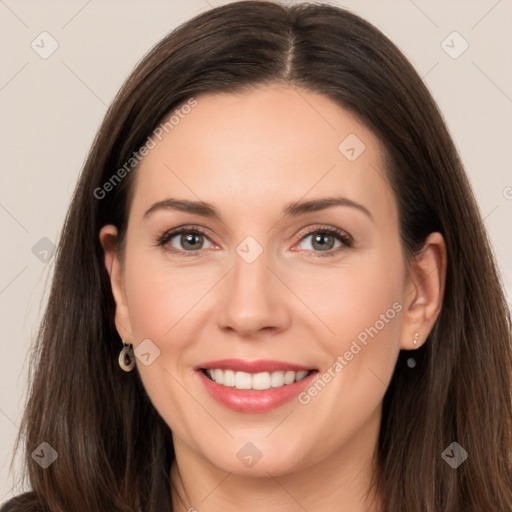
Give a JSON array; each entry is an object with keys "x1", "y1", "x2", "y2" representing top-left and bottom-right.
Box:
[
  {"x1": 157, "y1": 225, "x2": 215, "y2": 256},
  {"x1": 156, "y1": 224, "x2": 353, "y2": 258},
  {"x1": 293, "y1": 226, "x2": 353, "y2": 257}
]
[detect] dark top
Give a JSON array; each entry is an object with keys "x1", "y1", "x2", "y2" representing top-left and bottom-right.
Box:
[{"x1": 0, "y1": 492, "x2": 43, "y2": 512}]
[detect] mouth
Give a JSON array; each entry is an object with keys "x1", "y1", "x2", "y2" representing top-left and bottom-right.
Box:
[
  {"x1": 200, "y1": 368, "x2": 315, "y2": 390},
  {"x1": 195, "y1": 359, "x2": 319, "y2": 413}
]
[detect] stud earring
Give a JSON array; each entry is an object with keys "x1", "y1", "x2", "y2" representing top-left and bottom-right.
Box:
[
  {"x1": 119, "y1": 340, "x2": 135, "y2": 372},
  {"x1": 413, "y1": 332, "x2": 420, "y2": 348}
]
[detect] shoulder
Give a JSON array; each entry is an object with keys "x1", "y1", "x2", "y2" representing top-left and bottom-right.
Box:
[{"x1": 0, "y1": 492, "x2": 45, "y2": 512}]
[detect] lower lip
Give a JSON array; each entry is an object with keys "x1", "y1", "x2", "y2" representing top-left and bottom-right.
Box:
[{"x1": 197, "y1": 370, "x2": 317, "y2": 413}]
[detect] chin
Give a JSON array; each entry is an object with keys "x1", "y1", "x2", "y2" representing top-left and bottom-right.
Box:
[{"x1": 200, "y1": 438, "x2": 309, "y2": 477}]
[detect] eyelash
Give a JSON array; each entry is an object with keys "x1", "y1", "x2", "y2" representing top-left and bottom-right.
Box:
[{"x1": 156, "y1": 224, "x2": 353, "y2": 258}]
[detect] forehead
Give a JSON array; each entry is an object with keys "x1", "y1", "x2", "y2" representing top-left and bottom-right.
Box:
[{"x1": 130, "y1": 84, "x2": 396, "y2": 224}]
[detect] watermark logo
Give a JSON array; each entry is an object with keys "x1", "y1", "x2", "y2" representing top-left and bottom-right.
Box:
[
  {"x1": 134, "y1": 338, "x2": 161, "y2": 366},
  {"x1": 339, "y1": 134, "x2": 366, "y2": 161},
  {"x1": 31, "y1": 237, "x2": 55, "y2": 263},
  {"x1": 31, "y1": 31, "x2": 59, "y2": 59},
  {"x1": 441, "y1": 31, "x2": 469, "y2": 60},
  {"x1": 441, "y1": 442, "x2": 468, "y2": 469},
  {"x1": 237, "y1": 442, "x2": 263, "y2": 468},
  {"x1": 236, "y1": 236, "x2": 264, "y2": 264},
  {"x1": 31, "y1": 442, "x2": 58, "y2": 469}
]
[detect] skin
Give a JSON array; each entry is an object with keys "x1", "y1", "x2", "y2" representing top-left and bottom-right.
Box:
[{"x1": 100, "y1": 83, "x2": 446, "y2": 512}]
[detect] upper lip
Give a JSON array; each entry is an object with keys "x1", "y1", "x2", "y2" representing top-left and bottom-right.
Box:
[{"x1": 196, "y1": 359, "x2": 316, "y2": 374}]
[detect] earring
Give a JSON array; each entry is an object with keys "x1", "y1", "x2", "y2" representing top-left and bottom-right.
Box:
[
  {"x1": 413, "y1": 332, "x2": 420, "y2": 348},
  {"x1": 119, "y1": 340, "x2": 135, "y2": 372}
]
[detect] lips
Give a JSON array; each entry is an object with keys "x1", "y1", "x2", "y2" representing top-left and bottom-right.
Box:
[
  {"x1": 195, "y1": 359, "x2": 318, "y2": 413},
  {"x1": 197, "y1": 359, "x2": 313, "y2": 373}
]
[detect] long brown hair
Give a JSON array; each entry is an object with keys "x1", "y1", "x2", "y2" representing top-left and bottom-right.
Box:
[{"x1": 5, "y1": 1, "x2": 512, "y2": 511}]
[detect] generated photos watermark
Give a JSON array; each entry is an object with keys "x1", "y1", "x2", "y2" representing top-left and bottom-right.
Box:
[
  {"x1": 298, "y1": 301, "x2": 403, "y2": 405},
  {"x1": 94, "y1": 97, "x2": 198, "y2": 200}
]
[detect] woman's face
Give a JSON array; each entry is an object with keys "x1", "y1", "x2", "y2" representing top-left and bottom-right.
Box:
[{"x1": 102, "y1": 84, "x2": 443, "y2": 478}]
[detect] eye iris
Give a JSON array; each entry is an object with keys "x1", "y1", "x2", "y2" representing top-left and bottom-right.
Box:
[
  {"x1": 182, "y1": 232, "x2": 203, "y2": 250},
  {"x1": 312, "y1": 232, "x2": 335, "y2": 251}
]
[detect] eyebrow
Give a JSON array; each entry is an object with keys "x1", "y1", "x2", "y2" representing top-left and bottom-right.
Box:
[{"x1": 143, "y1": 196, "x2": 373, "y2": 221}]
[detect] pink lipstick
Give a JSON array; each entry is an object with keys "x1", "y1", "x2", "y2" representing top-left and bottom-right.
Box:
[{"x1": 195, "y1": 359, "x2": 318, "y2": 413}]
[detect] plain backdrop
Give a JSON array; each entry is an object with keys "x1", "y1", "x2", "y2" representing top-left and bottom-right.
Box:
[{"x1": 1, "y1": 0, "x2": 511, "y2": 501}]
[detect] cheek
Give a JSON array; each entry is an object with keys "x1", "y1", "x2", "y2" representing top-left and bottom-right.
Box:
[
  {"x1": 294, "y1": 239, "x2": 405, "y2": 419},
  {"x1": 297, "y1": 245, "x2": 404, "y2": 353},
  {"x1": 121, "y1": 252, "x2": 214, "y2": 434},
  {"x1": 122, "y1": 250, "x2": 215, "y2": 347},
  {"x1": 291, "y1": 252, "x2": 404, "y2": 444}
]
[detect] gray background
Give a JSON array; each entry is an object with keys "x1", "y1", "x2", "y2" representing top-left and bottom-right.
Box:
[{"x1": 1, "y1": 0, "x2": 511, "y2": 500}]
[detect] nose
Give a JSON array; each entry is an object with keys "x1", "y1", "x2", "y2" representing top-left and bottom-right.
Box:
[{"x1": 216, "y1": 249, "x2": 291, "y2": 339}]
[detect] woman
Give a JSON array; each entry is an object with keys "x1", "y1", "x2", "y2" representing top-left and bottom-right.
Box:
[{"x1": 3, "y1": 1, "x2": 511, "y2": 511}]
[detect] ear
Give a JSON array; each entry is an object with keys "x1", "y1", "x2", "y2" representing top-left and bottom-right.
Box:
[
  {"x1": 399, "y1": 232, "x2": 447, "y2": 350},
  {"x1": 99, "y1": 225, "x2": 133, "y2": 342}
]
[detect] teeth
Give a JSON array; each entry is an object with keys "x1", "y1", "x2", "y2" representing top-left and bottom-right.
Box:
[
  {"x1": 204, "y1": 369, "x2": 311, "y2": 390},
  {"x1": 252, "y1": 371, "x2": 270, "y2": 390},
  {"x1": 284, "y1": 371, "x2": 295, "y2": 385},
  {"x1": 296, "y1": 370, "x2": 308, "y2": 381},
  {"x1": 214, "y1": 369, "x2": 223, "y2": 385},
  {"x1": 224, "y1": 369, "x2": 235, "y2": 387},
  {"x1": 235, "y1": 371, "x2": 252, "y2": 389}
]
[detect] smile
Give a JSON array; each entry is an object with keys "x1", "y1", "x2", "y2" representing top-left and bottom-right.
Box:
[
  {"x1": 202, "y1": 368, "x2": 312, "y2": 390},
  {"x1": 196, "y1": 359, "x2": 319, "y2": 413}
]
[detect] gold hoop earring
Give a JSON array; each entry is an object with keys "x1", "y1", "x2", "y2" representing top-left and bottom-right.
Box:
[{"x1": 119, "y1": 340, "x2": 135, "y2": 372}]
